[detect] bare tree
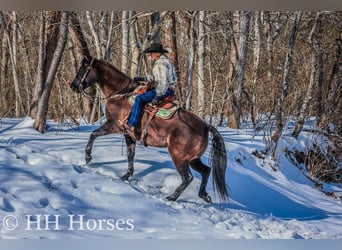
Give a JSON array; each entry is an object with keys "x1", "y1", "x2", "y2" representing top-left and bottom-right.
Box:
[
  {"x1": 129, "y1": 11, "x2": 140, "y2": 77},
  {"x1": 162, "y1": 12, "x2": 180, "y2": 103},
  {"x1": 272, "y1": 11, "x2": 302, "y2": 144},
  {"x1": 68, "y1": 11, "x2": 94, "y2": 123},
  {"x1": 293, "y1": 12, "x2": 321, "y2": 138},
  {"x1": 33, "y1": 11, "x2": 69, "y2": 133},
  {"x1": 251, "y1": 11, "x2": 262, "y2": 127},
  {"x1": 184, "y1": 11, "x2": 197, "y2": 111},
  {"x1": 197, "y1": 11, "x2": 206, "y2": 119},
  {"x1": 81, "y1": 11, "x2": 116, "y2": 123},
  {"x1": 0, "y1": 33, "x2": 8, "y2": 111},
  {"x1": 230, "y1": 11, "x2": 251, "y2": 129},
  {"x1": 121, "y1": 11, "x2": 130, "y2": 74},
  {"x1": 0, "y1": 11, "x2": 23, "y2": 117},
  {"x1": 320, "y1": 31, "x2": 342, "y2": 132},
  {"x1": 30, "y1": 12, "x2": 46, "y2": 118}
]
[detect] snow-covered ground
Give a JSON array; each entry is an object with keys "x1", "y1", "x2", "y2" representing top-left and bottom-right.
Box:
[{"x1": 0, "y1": 117, "x2": 341, "y2": 239}]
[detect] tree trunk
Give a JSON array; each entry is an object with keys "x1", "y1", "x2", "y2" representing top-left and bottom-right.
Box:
[
  {"x1": 121, "y1": 11, "x2": 130, "y2": 74},
  {"x1": 320, "y1": 31, "x2": 342, "y2": 132},
  {"x1": 104, "y1": 11, "x2": 115, "y2": 61},
  {"x1": 151, "y1": 12, "x2": 162, "y2": 44},
  {"x1": 0, "y1": 18, "x2": 9, "y2": 114},
  {"x1": 69, "y1": 12, "x2": 91, "y2": 61},
  {"x1": 251, "y1": 11, "x2": 261, "y2": 127},
  {"x1": 272, "y1": 11, "x2": 302, "y2": 144},
  {"x1": 86, "y1": 11, "x2": 103, "y2": 124},
  {"x1": 129, "y1": 11, "x2": 140, "y2": 77},
  {"x1": 18, "y1": 15, "x2": 33, "y2": 113},
  {"x1": 30, "y1": 11, "x2": 46, "y2": 118},
  {"x1": 141, "y1": 12, "x2": 167, "y2": 52},
  {"x1": 34, "y1": 11, "x2": 69, "y2": 133},
  {"x1": 293, "y1": 13, "x2": 321, "y2": 138},
  {"x1": 0, "y1": 11, "x2": 23, "y2": 117},
  {"x1": 197, "y1": 11, "x2": 206, "y2": 119},
  {"x1": 315, "y1": 16, "x2": 324, "y2": 127},
  {"x1": 69, "y1": 11, "x2": 94, "y2": 123},
  {"x1": 230, "y1": 11, "x2": 251, "y2": 129},
  {"x1": 227, "y1": 11, "x2": 239, "y2": 128},
  {"x1": 185, "y1": 11, "x2": 197, "y2": 111},
  {"x1": 264, "y1": 12, "x2": 287, "y2": 109},
  {"x1": 86, "y1": 11, "x2": 101, "y2": 58},
  {"x1": 162, "y1": 12, "x2": 180, "y2": 103}
]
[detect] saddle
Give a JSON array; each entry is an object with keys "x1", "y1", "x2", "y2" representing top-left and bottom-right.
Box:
[
  {"x1": 126, "y1": 85, "x2": 180, "y2": 145},
  {"x1": 128, "y1": 86, "x2": 179, "y2": 120}
]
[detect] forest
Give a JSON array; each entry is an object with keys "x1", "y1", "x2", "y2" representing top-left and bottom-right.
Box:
[
  {"x1": 0, "y1": 11, "x2": 341, "y2": 147},
  {"x1": 1, "y1": 11, "x2": 342, "y2": 240}
]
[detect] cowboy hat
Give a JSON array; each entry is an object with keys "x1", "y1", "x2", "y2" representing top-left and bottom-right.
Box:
[{"x1": 143, "y1": 43, "x2": 169, "y2": 54}]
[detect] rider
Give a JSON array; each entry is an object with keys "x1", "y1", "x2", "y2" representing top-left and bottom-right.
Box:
[{"x1": 124, "y1": 42, "x2": 177, "y2": 138}]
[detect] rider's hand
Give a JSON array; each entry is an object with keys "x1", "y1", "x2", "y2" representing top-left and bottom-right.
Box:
[
  {"x1": 152, "y1": 96, "x2": 161, "y2": 105},
  {"x1": 145, "y1": 75, "x2": 154, "y2": 82},
  {"x1": 133, "y1": 77, "x2": 145, "y2": 82}
]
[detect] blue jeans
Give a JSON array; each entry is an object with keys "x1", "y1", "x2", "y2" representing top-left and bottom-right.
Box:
[{"x1": 128, "y1": 88, "x2": 174, "y2": 127}]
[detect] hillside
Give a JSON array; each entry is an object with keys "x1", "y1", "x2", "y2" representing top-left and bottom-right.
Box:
[{"x1": 0, "y1": 117, "x2": 341, "y2": 239}]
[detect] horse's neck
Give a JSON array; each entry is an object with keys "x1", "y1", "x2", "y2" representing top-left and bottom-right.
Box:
[{"x1": 97, "y1": 63, "x2": 133, "y2": 97}]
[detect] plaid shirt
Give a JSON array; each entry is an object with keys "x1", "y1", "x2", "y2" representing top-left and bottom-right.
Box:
[{"x1": 152, "y1": 55, "x2": 177, "y2": 96}]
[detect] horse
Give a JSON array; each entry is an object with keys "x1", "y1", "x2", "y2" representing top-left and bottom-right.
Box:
[{"x1": 70, "y1": 56, "x2": 228, "y2": 203}]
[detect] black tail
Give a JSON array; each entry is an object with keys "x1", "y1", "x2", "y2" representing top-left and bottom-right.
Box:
[{"x1": 208, "y1": 125, "x2": 228, "y2": 201}]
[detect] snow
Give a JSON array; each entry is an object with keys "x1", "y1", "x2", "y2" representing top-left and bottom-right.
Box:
[{"x1": 0, "y1": 116, "x2": 341, "y2": 239}]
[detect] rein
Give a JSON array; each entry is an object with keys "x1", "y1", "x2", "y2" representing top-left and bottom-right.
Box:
[
  {"x1": 79, "y1": 58, "x2": 136, "y2": 101},
  {"x1": 79, "y1": 85, "x2": 134, "y2": 102}
]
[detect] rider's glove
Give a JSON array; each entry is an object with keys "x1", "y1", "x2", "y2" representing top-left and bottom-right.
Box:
[{"x1": 152, "y1": 96, "x2": 161, "y2": 105}]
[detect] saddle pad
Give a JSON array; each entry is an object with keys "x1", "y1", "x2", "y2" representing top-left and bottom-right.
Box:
[{"x1": 128, "y1": 95, "x2": 179, "y2": 120}]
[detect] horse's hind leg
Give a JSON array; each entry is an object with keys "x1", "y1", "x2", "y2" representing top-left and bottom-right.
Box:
[
  {"x1": 166, "y1": 162, "x2": 193, "y2": 201},
  {"x1": 85, "y1": 120, "x2": 114, "y2": 164},
  {"x1": 190, "y1": 158, "x2": 212, "y2": 203},
  {"x1": 121, "y1": 134, "x2": 136, "y2": 181}
]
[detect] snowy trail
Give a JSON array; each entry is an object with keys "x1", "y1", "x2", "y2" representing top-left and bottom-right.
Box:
[{"x1": 0, "y1": 117, "x2": 341, "y2": 239}]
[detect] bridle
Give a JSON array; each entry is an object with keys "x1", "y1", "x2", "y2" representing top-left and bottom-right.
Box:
[
  {"x1": 81, "y1": 58, "x2": 95, "y2": 83},
  {"x1": 78, "y1": 57, "x2": 95, "y2": 97},
  {"x1": 78, "y1": 58, "x2": 136, "y2": 101}
]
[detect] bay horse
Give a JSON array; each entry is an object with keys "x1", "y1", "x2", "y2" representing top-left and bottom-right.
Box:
[{"x1": 70, "y1": 56, "x2": 228, "y2": 203}]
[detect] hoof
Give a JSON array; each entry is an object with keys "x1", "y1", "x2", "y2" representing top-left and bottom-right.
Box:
[
  {"x1": 121, "y1": 173, "x2": 131, "y2": 181},
  {"x1": 200, "y1": 194, "x2": 212, "y2": 203},
  {"x1": 166, "y1": 194, "x2": 178, "y2": 202},
  {"x1": 85, "y1": 155, "x2": 92, "y2": 164}
]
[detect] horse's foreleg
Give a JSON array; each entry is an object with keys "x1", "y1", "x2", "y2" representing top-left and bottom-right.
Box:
[
  {"x1": 85, "y1": 120, "x2": 114, "y2": 164},
  {"x1": 121, "y1": 135, "x2": 136, "y2": 180}
]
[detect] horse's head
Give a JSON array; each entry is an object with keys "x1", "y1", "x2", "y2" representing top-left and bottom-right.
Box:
[{"x1": 70, "y1": 56, "x2": 98, "y2": 93}]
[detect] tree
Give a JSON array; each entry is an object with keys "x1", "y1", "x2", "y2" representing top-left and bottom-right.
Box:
[
  {"x1": 0, "y1": 11, "x2": 340, "y2": 140},
  {"x1": 129, "y1": 11, "x2": 140, "y2": 77},
  {"x1": 293, "y1": 12, "x2": 321, "y2": 138},
  {"x1": 0, "y1": 11, "x2": 23, "y2": 117},
  {"x1": 197, "y1": 11, "x2": 206, "y2": 119},
  {"x1": 272, "y1": 11, "x2": 302, "y2": 145},
  {"x1": 250, "y1": 11, "x2": 262, "y2": 127},
  {"x1": 121, "y1": 11, "x2": 130, "y2": 74},
  {"x1": 68, "y1": 11, "x2": 93, "y2": 122},
  {"x1": 184, "y1": 11, "x2": 197, "y2": 111},
  {"x1": 319, "y1": 31, "x2": 342, "y2": 132},
  {"x1": 162, "y1": 11, "x2": 179, "y2": 88},
  {"x1": 33, "y1": 11, "x2": 69, "y2": 133},
  {"x1": 228, "y1": 11, "x2": 251, "y2": 128}
]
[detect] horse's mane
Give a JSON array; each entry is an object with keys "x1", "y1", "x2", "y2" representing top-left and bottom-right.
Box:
[
  {"x1": 97, "y1": 59, "x2": 131, "y2": 81},
  {"x1": 96, "y1": 58, "x2": 138, "y2": 93}
]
